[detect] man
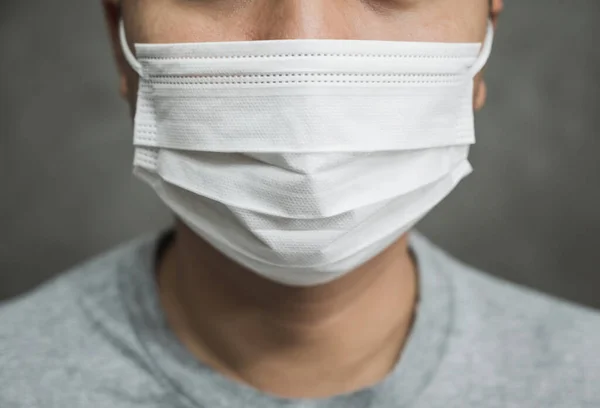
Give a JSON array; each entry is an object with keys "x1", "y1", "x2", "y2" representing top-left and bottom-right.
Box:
[{"x1": 1, "y1": 0, "x2": 599, "y2": 407}]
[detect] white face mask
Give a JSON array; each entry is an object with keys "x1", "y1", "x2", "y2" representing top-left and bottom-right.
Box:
[{"x1": 120, "y1": 21, "x2": 494, "y2": 286}]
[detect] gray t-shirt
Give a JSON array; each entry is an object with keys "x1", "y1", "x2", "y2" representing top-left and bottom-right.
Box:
[{"x1": 1, "y1": 231, "x2": 600, "y2": 408}]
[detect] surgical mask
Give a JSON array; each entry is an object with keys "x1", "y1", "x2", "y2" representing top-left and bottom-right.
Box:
[{"x1": 120, "y1": 21, "x2": 494, "y2": 286}]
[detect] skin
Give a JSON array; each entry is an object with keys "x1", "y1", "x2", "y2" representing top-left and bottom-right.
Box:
[{"x1": 102, "y1": 0, "x2": 503, "y2": 399}]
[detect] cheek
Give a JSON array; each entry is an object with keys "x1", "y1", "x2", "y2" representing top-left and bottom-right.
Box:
[
  {"x1": 129, "y1": 0, "x2": 490, "y2": 43},
  {"x1": 131, "y1": 1, "x2": 245, "y2": 43}
]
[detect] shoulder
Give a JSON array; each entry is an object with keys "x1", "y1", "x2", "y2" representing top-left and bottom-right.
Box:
[
  {"x1": 0, "y1": 235, "x2": 158, "y2": 407},
  {"x1": 412, "y1": 232, "x2": 600, "y2": 406}
]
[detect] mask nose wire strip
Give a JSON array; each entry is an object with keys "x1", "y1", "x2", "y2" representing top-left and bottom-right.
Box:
[
  {"x1": 119, "y1": 19, "x2": 143, "y2": 76},
  {"x1": 120, "y1": 18, "x2": 492, "y2": 81},
  {"x1": 468, "y1": 20, "x2": 494, "y2": 77}
]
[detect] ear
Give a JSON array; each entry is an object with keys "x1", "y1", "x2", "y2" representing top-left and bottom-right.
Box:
[
  {"x1": 491, "y1": 0, "x2": 504, "y2": 29},
  {"x1": 101, "y1": 0, "x2": 130, "y2": 99},
  {"x1": 474, "y1": 0, "x2": 503, "y2": 111}
]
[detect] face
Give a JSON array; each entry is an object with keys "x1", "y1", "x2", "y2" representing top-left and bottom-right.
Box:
[{"x1": 103, "y1": 0, "x2": 503, "y2": 115}]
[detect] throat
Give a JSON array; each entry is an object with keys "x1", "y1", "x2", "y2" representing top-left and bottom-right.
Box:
[{"x1": 157, "y1": 223, "x2": 418, "y2": 399}]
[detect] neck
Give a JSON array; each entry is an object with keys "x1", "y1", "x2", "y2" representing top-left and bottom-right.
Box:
[{"x1": 158, "y1": 221, "x2": 418, "y2": 399}]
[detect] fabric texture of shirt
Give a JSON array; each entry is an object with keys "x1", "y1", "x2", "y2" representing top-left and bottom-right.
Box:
[{"x1": 1, "y1": 231, "x2": 599, "y2": 408}]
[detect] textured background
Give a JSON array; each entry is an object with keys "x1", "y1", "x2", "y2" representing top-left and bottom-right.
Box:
[{"x1": 1, "y1": 1, "x2": 599, "y2": 307}]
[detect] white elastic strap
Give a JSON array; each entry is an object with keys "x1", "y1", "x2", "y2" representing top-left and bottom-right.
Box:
[
  {"x1": 468, "y1": 20, "x2": 495, "y2": 77},
  {"x1": 119, "y1": 19, "x2": 143, "y2": 75}
]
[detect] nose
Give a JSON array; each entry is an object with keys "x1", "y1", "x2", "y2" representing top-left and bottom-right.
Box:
[{"x1": 254, "y1": 0, "x2": 357, "y2": 40}]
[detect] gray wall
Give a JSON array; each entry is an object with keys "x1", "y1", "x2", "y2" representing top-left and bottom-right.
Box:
[{"x1": 1, "y1": 1, "x2": 599, "y2": 308}]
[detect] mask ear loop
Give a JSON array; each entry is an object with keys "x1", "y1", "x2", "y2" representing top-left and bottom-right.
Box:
[
  {"x1": 468, "y1": 19, "x2": 495, "y2": 77},
  {"x1": 119, "y1": 19, "x2": 143, "y2": 76}
]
